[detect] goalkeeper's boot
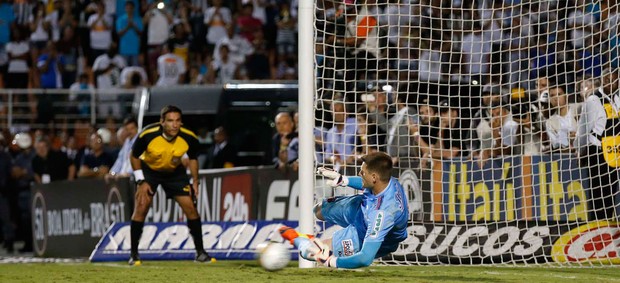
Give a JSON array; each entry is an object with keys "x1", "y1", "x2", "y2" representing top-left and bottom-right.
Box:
[
  {"x1": 128, "y1": 253, "x2": 141, "y2": 266},
  {"x1": 279, "y1": 226, "x2": 314, "y2": 245},
  {"x1": 195, "y1": 250, "x2": 215, "y2": 263}
]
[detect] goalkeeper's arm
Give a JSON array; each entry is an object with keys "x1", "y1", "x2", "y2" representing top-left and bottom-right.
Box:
[
  {"x1": 332, "y1": 240, "x2": 382, "y2": 269},
  {"x1": 344, "y1": 176, "x2": 364, "y2": 190}
]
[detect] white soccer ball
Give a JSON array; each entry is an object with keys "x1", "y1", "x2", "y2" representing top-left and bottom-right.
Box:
[{"x1": 258, "y1": 242, "x2": 290, "y2": 271}]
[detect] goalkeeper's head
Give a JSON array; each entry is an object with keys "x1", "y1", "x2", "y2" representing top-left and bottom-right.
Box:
[{"x1": 360, "y1": 152, "x2": 393, "y2": 187}]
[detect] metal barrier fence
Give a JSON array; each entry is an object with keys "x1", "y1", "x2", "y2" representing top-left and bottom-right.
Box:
[{"x1": 0, "y1": 88, "x2": 140, "y2": 131}]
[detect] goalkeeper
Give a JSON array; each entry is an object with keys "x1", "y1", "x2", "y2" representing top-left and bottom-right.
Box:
[{"x1": 280, "y1": 152, "x2": 408, "y2": 268}]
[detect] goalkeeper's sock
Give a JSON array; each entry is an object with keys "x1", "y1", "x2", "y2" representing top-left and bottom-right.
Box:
[
  {"x1": 187, "y1": 218, "x2": 205, "y2": 252},
  {"x1": 130, "y1": 220, "x2": 144, "y2": 256},
  {"x1": 295, "y1": 237, "x2": 316, "y2": 262}
]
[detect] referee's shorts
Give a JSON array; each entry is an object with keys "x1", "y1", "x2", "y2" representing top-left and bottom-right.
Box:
[{"x1": 142, "y1": 165, "x2": 191, "y2": 199}]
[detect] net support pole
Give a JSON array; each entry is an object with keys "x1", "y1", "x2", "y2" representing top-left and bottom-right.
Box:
[{"x1": 298, "y1": 0, "x2": 315, "y2": 269}]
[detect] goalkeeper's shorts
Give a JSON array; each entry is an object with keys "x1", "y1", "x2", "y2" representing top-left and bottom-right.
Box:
[
  {"x1": 331, "y1": 225, "x2": 361, "y2": 257},
  {"x1": 321, "y1": 195, "x2": 366, "y2": 257}
]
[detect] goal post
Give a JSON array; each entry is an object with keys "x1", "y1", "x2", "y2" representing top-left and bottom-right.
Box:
[{"x1": 307, "y1": 0, "x2": 620, "y2": 266}]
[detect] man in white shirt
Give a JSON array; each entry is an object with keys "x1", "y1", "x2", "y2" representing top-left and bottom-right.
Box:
[
  {"x1": 546, "y1": 84, "x2": 577, "y2": 151},
  {"x1": 120, "y1": 66, "x2": 148, "y2": 88},
  {"x1": 490, "y1": 102, "x2": 520, "y2": 156},
  {"x1": 156, "y1": 41, "x2": 186, "y2": 86},
  {"x1": 574, "y1": 68, "x2": 620, "y2": 220},
  {"x1": 109, "y1": 116, "x2": 139, "y2": 177},
  {"x1": 92, "y1": 45, "x2": 127, "y2": 116},
  {"x1": 144, "y1": 1, "x2": 172, "y2": 82},
  {"x1": 92, "y1": 46, "x2": 127, "y2": 89}
]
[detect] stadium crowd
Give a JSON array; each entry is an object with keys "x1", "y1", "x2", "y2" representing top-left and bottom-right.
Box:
[{"x1": 2, "y1": 0, "x2": 620, "y2": 253}]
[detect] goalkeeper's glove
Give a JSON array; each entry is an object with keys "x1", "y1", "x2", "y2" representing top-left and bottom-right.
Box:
[
  {"x1": 310, "y1": 238, "x2": 336, "y2": 268},
  {"x1": 316, "y1": 167, "x2": 348, "y2": 187}
]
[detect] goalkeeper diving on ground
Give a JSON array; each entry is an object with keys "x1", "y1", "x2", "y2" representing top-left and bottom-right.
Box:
[{"x1": 280, "y1": 152, "x2": 408, "y2": 269}]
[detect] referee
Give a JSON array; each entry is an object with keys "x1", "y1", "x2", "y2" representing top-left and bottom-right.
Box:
[
  {"x1": 574, "y1": 68, "x2": 620, "y2": 221},
  {"x1": 129, "y1": 105, "x2": 212, "y2": 265}
]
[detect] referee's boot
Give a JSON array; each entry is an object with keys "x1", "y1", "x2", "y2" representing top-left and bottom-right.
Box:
[
  {"x1": 195, "y1": 250, "x2": 215, "y2": 263},
  {"x1": 128, "y1": 253, "x2": 141, "y2": 266}
]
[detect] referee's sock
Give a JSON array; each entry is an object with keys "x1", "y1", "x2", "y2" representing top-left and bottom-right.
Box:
[
  {"x1": 130, "y1": 220, "x2": 144, "y2": 256},
  {"x1": 187, "y1": 218, "x2": 205, "y2": 253}
]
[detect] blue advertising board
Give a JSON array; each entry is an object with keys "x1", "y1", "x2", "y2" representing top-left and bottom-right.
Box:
[{"x1": 89, "y1": 221, "x2": 338, "y2": 262}]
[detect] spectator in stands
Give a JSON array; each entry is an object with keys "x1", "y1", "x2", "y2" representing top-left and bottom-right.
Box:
[
  {"x1": 584, "y1": 34, "x2": 607, "y2": 76},
  {"x1": 32, "y1": 137, "x2": 75, "y2": 184},
  {"x1": 574, "y1": 68, "x2": 620, "y2": 220},
  {"x1": 578, "y1": 75, "x2": 600, "y2": 103},
  {"x1": 490, "y1": 102, "x2": 520, "y2": 156},
  {"x1": 144, "y1": 0, "x2": 173, "y2": 82},
  {"x1": 567, "y1": 0, "x2": 598, "y2": 50},
  {"x1": 29, "y1": 1, "x2": 51, "y2": 64},
  {"x1": 236, "y1": 3, "x2": 263, "y2": 42},
  {"x1": 204, "y1": 0, "x2": 232, "y2": 49},
  {"x1": 340, "y1": 2, "x2": 381, "y2": 83},
  {"x1": 471, "y1": 86, "x2": 501, "y2": 154},
  {"x1": 204, "y1": 126, "x2": 237, "y2": 169},
  {"x1": 5, "y1": 26, "x2": 30, "y2": 89},
  {"x1": 244, "y1": 35, "x2": 271, "y2": 80},
  {"x1": 109, "y1": 116, "x2": 138, "y2": 177},
  {"x1": 46, "y1": 0, "x2": 62, "y2": 42},
  {"x1": 9, "y1": 132, "x2": 35, "y2": 253},
  {"x1": 324, "y1": 100, "x2": 357, "y2": 166},
  {"x1": 87, "y1": 1, "x2": 113, "y2": 64},
  {"x1": 56, "y1": 25, "x2": 79, "y2": 88},
  {"x1": 187, "y1": 64, "x2": 205, "y2": 85},
  {"x1": 187, "y1": 0, "x2": 208, "y2": 64},
  {"x1": 68, "y1": 73, "x2": 95, "y2": 117},
  {"x1": 412, "y1": 100, "x2": 439, "y2": 168},
  {"x1": 386, "y1": 93, "x2": 415, "y2": 165},
  {"x1": 58, "y1": 0, "x2": 77, "y2": 32},
  {"x1": 214, "y1": 24, "x2": 254, "y2": 65},
  {"x1": 435, "y1": 100, "x2": 472, "y2": 159},
  {"x1": 0, "y1": 0, "x2": 14, "y2": 46},
  {"x1": 170, "y1": 23, "x2": 191, "y2": 70},
  {"x1": 155, "y1": 41, "x2": 186, "y2": 86},
  {"x1": 37, "y1": 41, "x2": 65, "y2": 89},
  {"x1": 418, "y1": 38, "x2": 443, "y2": 83},
  {"x1": 275, "y1": 1, "x2": 296, "y2": 59},
  {"x1": 460, "y1": 22, "x2": 490, "y2": 84},
  {"x1": 120, "y1": 64, "x2": 148, "y2": 88},
  {"x1": 78, "y1": 133, "x2": 114, "y2": 178},
  {"x1": 545, "y1": 84, "x2": 577, "y2": 152},
  {"x1": 116, "y1": 0, "x2": 142, "y2": 66},
  {"x1": 0, "y1": 0, "x2": 15, "y2": 84},
  {"x1": 92, "y1": 43, "x2": 126, "y2": 89},
  {"x1": 365, "y1": 85, "x2": 390, "y2": 136},
  {"x1": 206, "y1": 44, "x2": 238, "y2": 84},
  {"x1": 354, "y1": 113, "x2": 383, "y2": 158},
  {"x1": 272, "y1": 111, "x2": 295, "y2": 164}
]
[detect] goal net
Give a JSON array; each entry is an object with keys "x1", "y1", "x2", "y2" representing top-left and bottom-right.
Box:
[{"x1": 313, "y1": 0, "x2": 620, "y2": 265}]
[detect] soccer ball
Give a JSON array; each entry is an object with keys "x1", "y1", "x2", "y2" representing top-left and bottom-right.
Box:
[{"x1": 257, "y1": 242, "x2": 290, "y2": 271}]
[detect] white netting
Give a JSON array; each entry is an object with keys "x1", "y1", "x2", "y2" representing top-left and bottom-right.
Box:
[{"x1": 313, "y1": 0, "x2": 620, "y2": 266}]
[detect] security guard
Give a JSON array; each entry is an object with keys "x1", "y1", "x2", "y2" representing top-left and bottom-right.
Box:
[
  {"x1": 129, "y1": 105, "x2": 212, "y2": 265},
  {"x1": 574, "y1": 68, "x2": 620, "y2": 220}
]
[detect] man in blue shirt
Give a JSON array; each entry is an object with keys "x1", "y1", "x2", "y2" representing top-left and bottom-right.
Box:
[
  {"x1": 0, "y1": 0, "x2": 15, "y2": 77},
  {"x1": 116, "y1": 1, "x2": 142, "y2": 66},
  {"x1": 280, "y1": 152, "x2": 409, "y2": 269},
  {"x1": 37, "y1": 42, "x2": 65, "y2": 89},
  {"x1": 324, "y1": 101, "x2": 357, "y2": 165}
]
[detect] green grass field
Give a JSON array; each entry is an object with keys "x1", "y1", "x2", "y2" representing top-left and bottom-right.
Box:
[{"x1": 1, "y1": 260, "x2": 620, "y2": 283}]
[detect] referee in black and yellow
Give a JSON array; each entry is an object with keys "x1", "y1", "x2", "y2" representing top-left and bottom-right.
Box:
[{"x1": 128, "y1": 105, "x2": 212, "y2": 265}]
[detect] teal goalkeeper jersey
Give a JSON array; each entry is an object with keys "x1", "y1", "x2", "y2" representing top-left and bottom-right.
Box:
[{"x1": 337, "y1": 176, "x2": 409, "y2": 268}]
